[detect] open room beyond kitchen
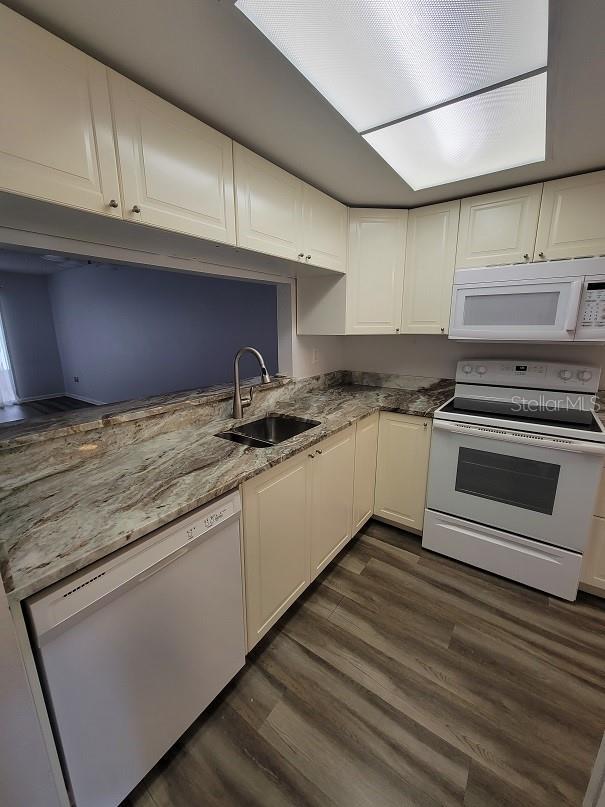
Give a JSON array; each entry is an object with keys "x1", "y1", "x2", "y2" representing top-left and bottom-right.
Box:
[{"x1": 1, "y1": 2, "x2": 605, "y2": 807}]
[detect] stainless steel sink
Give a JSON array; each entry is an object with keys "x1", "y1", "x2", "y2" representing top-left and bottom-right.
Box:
[{"x1": 216, "y1": 414, "x2": 320, "y2": 448}]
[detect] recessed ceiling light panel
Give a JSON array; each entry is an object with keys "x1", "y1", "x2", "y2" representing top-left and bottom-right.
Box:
[
  {"x1": 235, "y1": 0, "x2": 548, "y2": 132},
  {"x1": 363, "y1": 72, "x2": 547, "y2": 190}
]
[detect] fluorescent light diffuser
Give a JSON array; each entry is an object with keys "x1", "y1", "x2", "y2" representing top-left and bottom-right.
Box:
[
  {"x1": 364, "y1": 72, "x2": 547, "y2": 190},
  {"x1": 235, "y1": 0, "x2": 548, "y2": 132}
]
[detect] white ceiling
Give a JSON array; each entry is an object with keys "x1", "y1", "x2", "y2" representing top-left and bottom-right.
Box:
[{"x1": 3, "y1": 0, "x2": 605, "y2": 207}]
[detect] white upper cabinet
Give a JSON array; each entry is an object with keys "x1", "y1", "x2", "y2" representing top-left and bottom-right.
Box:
[
  {"x1": 0, "y1": 6, "x2": 121, "y2": 217},
  {"x1": 401, "y1": 200, "x2": 460, "y2": 335},
  {"x1": 109, "y1": 72, "x2": 236, "y2": 243},
  {"x1": 234, "y1": 143, "x2": 303, "y2": 261},
  {"x1": 301, "y1": 184, "x2": 348, "y2": 272},
  {"x1": 456, "y1": 184, "x2": 543, "y2": 268},
  {"x1": 346, "y1": 209, "x2": 407, "y2": 334},
  {"x1": 535, "y1": 171, "x2": 605, "y2": 261}
]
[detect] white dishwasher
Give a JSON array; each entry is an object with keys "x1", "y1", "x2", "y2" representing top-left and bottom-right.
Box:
[{"x1": 26, "y1": 490, "x2": 245, "y2": 807}]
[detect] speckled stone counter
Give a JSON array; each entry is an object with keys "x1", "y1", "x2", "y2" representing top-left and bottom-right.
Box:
[{"x1": 0, "y1": 374, "x2": 453, "y2": 602}]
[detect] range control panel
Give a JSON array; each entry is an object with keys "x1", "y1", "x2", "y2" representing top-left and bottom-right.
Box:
[{"x1": 455, "y1": 360, "x2": 601, "y2": 393}]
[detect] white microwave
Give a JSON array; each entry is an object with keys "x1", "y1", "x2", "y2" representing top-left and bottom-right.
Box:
[{"x1": 449, "y1": 257, "x2": 605, "y2": 342}]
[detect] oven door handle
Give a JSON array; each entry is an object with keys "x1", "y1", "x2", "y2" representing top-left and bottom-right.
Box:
[{"x1": 433, "y1": 419, "x2": 605, "y2": 455}]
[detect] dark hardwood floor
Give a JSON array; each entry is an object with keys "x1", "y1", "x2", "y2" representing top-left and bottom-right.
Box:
[
  {"x1": 0, "y1": 396, "x2": 94, "y2": 424},
  {"x1": 125, "y1": 520, "x2": 605, "y2": 807}
]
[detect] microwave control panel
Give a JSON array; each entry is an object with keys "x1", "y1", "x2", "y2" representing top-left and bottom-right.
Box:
[{"x1": 578, "y1": 281, "x2": 605, "y2": 329}]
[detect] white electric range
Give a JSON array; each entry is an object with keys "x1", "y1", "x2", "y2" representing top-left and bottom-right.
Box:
[{"x1": 424, "y1": 360, "x2": 605, "y2": 600}]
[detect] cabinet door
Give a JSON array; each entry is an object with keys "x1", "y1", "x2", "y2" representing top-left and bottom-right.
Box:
[
  {"x1": 109, "y1": 72, "x2": 236, "y2": 243},
  {"x1": 310, "y1": 426, "x2": 356, "y2": 579},
  {"x1": 302, "y1": 184, "x2": 348, "y2": 272},
  {"x1": 402, "y1": 200, "x2": 460, "y2": 335},
  {"x1": 456, "y1": 184, "x2": 542, "y2": 268},
  {"x1": 374, "y1": 413, "x2": 431, "y2": 532},
  {"x1": 234, "y1": 143, "x2": 303, "y2": 260},
  {"x1": 581, "y1": 517, "x2": 605, "y2": 594},
  {"x1": 346, "y1": 210, "x2": 407, "y2": 334},
  {"x1": 535, "y1": 171, "x2": 605, "y2": 261},
  {"x1": 352, "y1": 413, "x2": 379, "y2": 534},
  {"x1": 0, "y1": 6, "x2": 121, "y2": 217},
  {"x1": 242, "y1": 453, "x2": 311, "y2": 649}
]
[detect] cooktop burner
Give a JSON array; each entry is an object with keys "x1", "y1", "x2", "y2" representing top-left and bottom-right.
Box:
[{"x1": 438, "y1": 399, "x2": 603, "y2": 433}]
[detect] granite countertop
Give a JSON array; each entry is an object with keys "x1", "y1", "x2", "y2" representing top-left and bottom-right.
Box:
[{"x1": 0, "y1": 380, "x2": 453, "y2": 602}]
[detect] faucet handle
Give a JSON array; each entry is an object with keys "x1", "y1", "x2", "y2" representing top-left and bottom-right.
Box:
[{"x1": 241, "y1": 385, "x2": 254, "y2": 410}]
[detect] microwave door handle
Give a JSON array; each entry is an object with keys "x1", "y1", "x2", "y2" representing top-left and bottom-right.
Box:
[
  {"x1": 564, "y1": 279, "x2": 583, "y2": 332},
  {"x1": 433, "y1": 419, "x2": 605, "y2": 455}
]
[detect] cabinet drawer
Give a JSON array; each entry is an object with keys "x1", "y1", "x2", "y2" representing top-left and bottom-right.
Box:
[{"x1": 423, "y1": 510, "x2": 582, "y2": 601}]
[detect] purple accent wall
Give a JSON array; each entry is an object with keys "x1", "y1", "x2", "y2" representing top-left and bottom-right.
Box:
[
  {"x1": 48, "y1": 264, "x2": 278, "y2": 404},
  {"x1": 0, "y1": 271, "x2": 64, "y2": 399}
]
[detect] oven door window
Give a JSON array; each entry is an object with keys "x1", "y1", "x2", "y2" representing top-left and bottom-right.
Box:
[{"x1": 455, "y1": 447, "x2": 561, "y2": 515}]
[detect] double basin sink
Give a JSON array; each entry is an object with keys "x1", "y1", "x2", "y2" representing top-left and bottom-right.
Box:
[{"x1": 216, "y1": 414, "x2": 320, "y2": 449}]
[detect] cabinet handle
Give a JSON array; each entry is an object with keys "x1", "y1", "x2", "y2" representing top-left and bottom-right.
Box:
[
  {"x1": 539, "y1": 251, "x2": 545, "y2": 258},
  {"x1": 132, "y1": 205, "x2": 141, "y2": 214},
  {"x1": 108, "y1": 199, "x2": 119, "y2": 209},
  {"x1": 523, "y1": 253, "x2": 529, "y2": 260}
]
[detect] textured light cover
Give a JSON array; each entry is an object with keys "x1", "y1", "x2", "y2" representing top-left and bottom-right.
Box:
[
  {"x1": 235, "y1": 0, "x2": 548, "y2": 132},
  {"x1": 363, "y1": 72, "x2": 547, "y2": 190}
]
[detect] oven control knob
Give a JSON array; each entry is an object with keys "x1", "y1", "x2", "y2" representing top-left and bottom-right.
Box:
[
  {"x1": 578, "y1": 370, "x2": 593, "y2": 382},
  {"x1": 476, "y1": 365, "x2": 487, "y2": 375},
  {"x1": 559, "y1": 369, "x2": 572, "y2": 380},
  {"x1": 462, "y1": 364, "x2": 473, "y2": 374}
]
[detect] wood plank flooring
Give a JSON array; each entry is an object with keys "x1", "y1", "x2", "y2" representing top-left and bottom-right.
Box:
[{"x1": 124, "y1": 520, "x2": 605, "y2": 807}]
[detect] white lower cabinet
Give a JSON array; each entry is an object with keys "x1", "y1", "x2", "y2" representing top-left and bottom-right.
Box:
[
  {"x1": 242, "y1": 425, "x2": 355, "y2": 649},
  {"x1": 242, "y1": 452, "x2": 311, "y2": 650},
  {"x1": 582, "y1": 517, "x2": 605, "y2": 593},
  {"x1": 309, "y1": 426, "x2": 355, "y2": 579},
  {"x1": 374, "y1": 412, "x2": 431, "y2": 532},
  {"x1": 352, "y1": 413, "x2": 379, "y2": 533}
]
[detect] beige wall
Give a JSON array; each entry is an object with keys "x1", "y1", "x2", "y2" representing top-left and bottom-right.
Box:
[{"x1": 342, "y1": 334, "x2": 605, "y2": 384}]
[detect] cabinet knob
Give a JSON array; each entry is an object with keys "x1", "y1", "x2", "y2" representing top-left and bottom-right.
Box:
[
  {"x1": 298, "y1": 253, "x2": 304, "y2": 259},
  {"x1": 440, "y1": 327, "x2": 445, "y2": 333},
  {"x1": 305, "y1": 255, "x2": 311, "y2": 261},
  {"x1": 108, "y1": 199, "x2": 119, "y2": 209},
  {"x1": 395, "y1": 328, "x2": 400, "y2": 333},
  {"x1": 523, "y1": 253, "x2": 529, "y2": 260},
  {"x1": 316, "y1": 448, "x2": 322, "y2": 455},
  {"x1": 132, "y1": 205, "x2": 141, "y2": 214},
  {"x1": 539, "y1": 251, "x2": 545, "y2": 258},
  {"x1": 308, "y1": 453, "x2": 315, "y2": 459}
]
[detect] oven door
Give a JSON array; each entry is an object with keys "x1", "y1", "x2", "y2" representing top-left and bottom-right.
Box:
[
  {"x1": 449, "y1": 277, "x2": 583, "y2": 341},
  {"x1": 427, "y1": 420, "x2": 605, "y2": 551}
]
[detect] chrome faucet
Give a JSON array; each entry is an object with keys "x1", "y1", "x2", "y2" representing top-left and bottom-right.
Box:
[{"x1": 232, "y1": 347, "x2": 271, "y2": 419}]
